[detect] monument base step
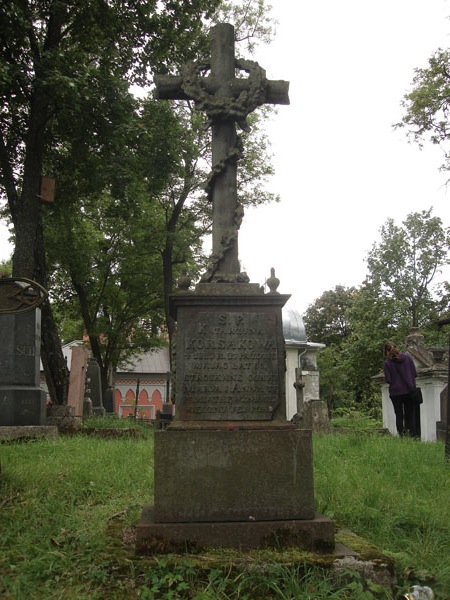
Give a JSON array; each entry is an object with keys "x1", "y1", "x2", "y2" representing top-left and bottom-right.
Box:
[
  {"x1": 0, "y1": 386, "x2": 47, "y2": 426},
  {"x1": 136, "y1": 505, "x2": 335, "y2": 554},
  {"x1": 0, "y1": 425, "x2": 58, "y2": 442}
]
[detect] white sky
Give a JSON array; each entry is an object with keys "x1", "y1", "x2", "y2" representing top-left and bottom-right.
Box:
[
  {"x1": 239, "y1": 0, "x2": 450, "y2": 312},
  {"x1": 1, "y1": 0, "x2": 450, "y2": 314}
]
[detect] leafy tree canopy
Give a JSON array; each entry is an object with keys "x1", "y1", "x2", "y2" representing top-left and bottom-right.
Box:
[
  {"x1": 303, "y1": 285, "x2": 356, "y2": 346},
  {"x1": 397, "y1": 49, "x2": 450, "y2": 169},
  {"x1": 0, "y1": 0, "x2": 221, "y2": 402},
  {"x1": 366, "y1": 208, "x2": 450, "y2": 328}
]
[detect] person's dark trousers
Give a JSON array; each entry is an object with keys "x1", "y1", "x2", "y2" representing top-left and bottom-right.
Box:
[
  {"x1": 409, "y1": 402, "x2": 421, "y2": 438},
  {"x1": 391, "y1": 394, "x2": 421, "y2": 438}
]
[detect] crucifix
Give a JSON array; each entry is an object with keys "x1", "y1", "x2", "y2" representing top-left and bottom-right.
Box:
[{"x1": 154, "y1": 23, "x2": 289, "y2": 282}]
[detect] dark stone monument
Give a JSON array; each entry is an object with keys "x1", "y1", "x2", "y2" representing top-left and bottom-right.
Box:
[
  {"x1": 0, "y1": 278, "x2": 47, "y2": 426},
  {"x1": 86, "y1": 356, "x2": 105, "y2": 416},
  {"x1": 137, "y1": 23, "x2": 334, "y2": 552}
]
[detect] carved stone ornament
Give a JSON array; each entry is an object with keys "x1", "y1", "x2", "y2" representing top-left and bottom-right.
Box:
[{"x1": 0, "y1": 277, "x2": 48, "y2": 314}]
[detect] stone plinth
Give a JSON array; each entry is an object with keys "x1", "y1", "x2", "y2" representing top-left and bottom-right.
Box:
[
  {"x1": 0, "y1": 310, "x2": 47, "y2": 426},
  {"x1": 46, "y1": 404, "x2": 81, "y2": 430},
  {"x1": 0, "y1": 425, "x2": 58, "y2": 442},
  {"x1": 153, "y1": 424, "x2": 314, "y2": 523},
  {"x1": 0, "y1": 387, "x2": 47, "y2": 426},
  {"x1": 138, "y1": 422, "x2": 336, "y2": 552},
  {"x1": 137, "y1": 506, "x2": 334, "y2": 553}
]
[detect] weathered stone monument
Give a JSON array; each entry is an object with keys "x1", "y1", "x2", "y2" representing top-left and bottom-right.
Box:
[
  {"x1": 137, "y1": 23, "x2": 334, "y2": 552},
  {"x1": 0, "y1": 277, "x2": 48, "y2": 426},
  {"x1": 66, "y1": 345, "x2": 89, "y2": 418},
  {"x1": 86, "y1": 356, "x2": 105, "y2": 416}
]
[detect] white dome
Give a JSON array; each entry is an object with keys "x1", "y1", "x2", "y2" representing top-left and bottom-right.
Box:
[{"x1": 282, "y1": 307, "x2": 307, "y2": 344}]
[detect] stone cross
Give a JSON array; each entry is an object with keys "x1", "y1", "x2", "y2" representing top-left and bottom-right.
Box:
[{"x1": 154, "y1": 23, "x2": 289, "y2": 281}]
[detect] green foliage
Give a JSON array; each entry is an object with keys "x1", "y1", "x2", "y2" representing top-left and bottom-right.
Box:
[
  {"x1": 44, "y1": 94, "x2": 184, "y2": 370},
  {"x1": 366, "y1": 209, "x2": 450, "y2": 329},
  {"x1": 0, "y1": 256, "x2": 12, "y2": 276},
  {"x1": 303, "y1": 285, "x2": 356, "y2": 346},
  {"x1": 0, "y1": 0, "x2": 223, "y2": 402},
  {"x1": 211, "y1": 0, "x2": 276, "y2": 54},
  {"x1": 330, "y1": 410, "x2": 383, "y2": 430},
  {"x1": 397, "y1": 49, "x2": 450, "y2": 162},
  {"x1": 82, "y1": 415, "x2": 153, "y2": 432}
]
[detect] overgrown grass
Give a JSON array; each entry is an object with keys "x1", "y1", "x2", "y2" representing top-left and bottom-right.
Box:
[
  {"x1": 314, "y1": 432, "x2": 450, "y2": 598},
  {"x1": 330, "y1": 409, "x2": 383, "y2": 431},
  {"x1": 1, "y1": 433, "x2": 154, "y2": 598},
  {"x1": 82, "y1": 415, "x2": 153, "y2": 430},
  {"x1": 1, "y1": 426, "x2": 449, "y2": 599}
]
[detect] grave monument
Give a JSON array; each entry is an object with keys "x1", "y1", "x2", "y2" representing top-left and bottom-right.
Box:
[
  {"x1": 137, "y1": 23, "x2": 335, "y2": 552},
  {"x1": 0, "y1": 277, "x2": 48, "y2": 426}
]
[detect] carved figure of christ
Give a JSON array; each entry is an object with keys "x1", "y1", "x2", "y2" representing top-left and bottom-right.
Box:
[{"x1": 154, "y1": 23, "x2": 289, "y2": 281}]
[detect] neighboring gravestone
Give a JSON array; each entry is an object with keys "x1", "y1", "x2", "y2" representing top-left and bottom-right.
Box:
[
  {"x1": 137, "y1": 23, "x2": 334, "y2": 552},
  {"x1": 437, "y1": 384, "x2": 448, "y2": 441},
  {"x1": 67, "y1": 345, "x2": 89, "y2": 419},
  {"x1": 86, "y1": 356, "x2": 105, "y2": 416},
  {"x1": 0, "y1": 277, "x2": 47, "y2": 426}
]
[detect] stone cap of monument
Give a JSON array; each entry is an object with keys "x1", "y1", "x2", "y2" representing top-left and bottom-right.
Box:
[
  {"x1": 167, "y1": 420, "x2": 300, "y2": 431},
  {"x1": 169, "y1": 284, "x2": 290, "y2": 319}
]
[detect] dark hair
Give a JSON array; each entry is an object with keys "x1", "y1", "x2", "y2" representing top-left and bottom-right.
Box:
[{"x1": 384, "y1": 341, "x2": 399, "y2": 358}]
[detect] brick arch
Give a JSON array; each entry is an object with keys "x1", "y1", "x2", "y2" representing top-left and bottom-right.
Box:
[
  {"x1": 139, "y1": 389, "x2": 149, "y2": 404},
  {"x1": 114, "y1": 388, "x2": 122, "y2": 413},
  {"x1": 152, "y1": 389, "x2": 163, "y2": 413}
]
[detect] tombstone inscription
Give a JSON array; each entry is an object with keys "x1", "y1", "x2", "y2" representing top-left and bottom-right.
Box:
[{"x1": 137, "y1": 23, "x2": 335, "y2": 553}]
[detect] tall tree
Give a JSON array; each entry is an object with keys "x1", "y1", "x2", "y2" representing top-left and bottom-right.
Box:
[
  {"x1": 0, "y1": 0, "x2": 220, "y2": 402},
  {"x1": 303, "y1": 285, "x2": 357, "y2": 412},
  {"x1": 366, "y1": 209, "x2": 450, "y2": 328},
  {"x1": 397, "y1": 49, "x2": 450, "y2": 170},
  {"x1": 44, "y1": 89, "x2": 200, "y2": 391},
  {"x1": 41, "y1": 2, "x2": 278, "y2": 389},
  {"x1": 303, "y1": 285, "x2": 356, "y2": 346}
]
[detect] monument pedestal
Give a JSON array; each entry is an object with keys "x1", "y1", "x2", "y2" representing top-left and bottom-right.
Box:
[
  {"x1": 0, "y1": 387, "x2": 47, "y2": 426},
  {"x1": 137, "y1": 422, "x2": 334, "y2": 552},
  {"x1": 0, "y1": 310, "x2": 47, "y2": 426},
  {"x1": 137, "y1": 284, "x2": 335, "y2": 553}
]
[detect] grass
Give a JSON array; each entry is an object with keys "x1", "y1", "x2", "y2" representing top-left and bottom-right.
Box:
[
  {"x1": 1, "y1": 422, "x2": 449, "y2": 599},
  {"x1": 314, "y1": 432, "x2": 450, "y2": 596},
  {"x1": 329, "y1": 408, "x2": 384, "y2": 431}
]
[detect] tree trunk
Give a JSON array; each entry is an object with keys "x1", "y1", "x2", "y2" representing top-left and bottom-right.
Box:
[
  {"x1": 9, "y1": 78, "x2": 69, "y2": 404},
  {"x1": 40, "y1": 300, "x2": 70, "y2": 404},
  {"x1": 34, "y1": 222, "x2": 69, "y2": 404},
  {"x1": 162, "y1": 244, "x2": 176, "y2": 368},
  {"x1": 71, "y1": 275, "x2": 109, "y2": 394}
]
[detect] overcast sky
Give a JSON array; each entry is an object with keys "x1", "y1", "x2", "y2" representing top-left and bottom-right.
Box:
[
  {"x1": 1, "y1": 0, "x2": 450, "y2": 314},
  {"x1": 239, "y1": 0, "x2": 450, "y2": 313}
]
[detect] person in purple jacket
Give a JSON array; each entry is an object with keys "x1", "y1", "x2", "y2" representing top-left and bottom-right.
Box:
[{"x1": 383, "y1": 341, "x2": 420, "y2": 437}]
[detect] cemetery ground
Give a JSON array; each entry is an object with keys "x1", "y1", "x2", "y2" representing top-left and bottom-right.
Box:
[{"x1": 1, "y1": 418, "x2": 449, "y2": 600}]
